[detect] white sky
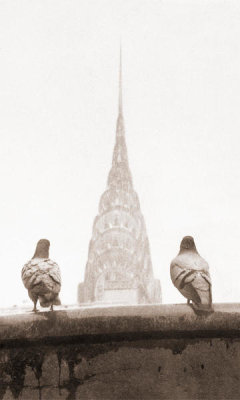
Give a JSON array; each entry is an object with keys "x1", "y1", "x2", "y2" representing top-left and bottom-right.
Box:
[{"x1": 1, "y1": 0, "x2": 240, "y2": 307}]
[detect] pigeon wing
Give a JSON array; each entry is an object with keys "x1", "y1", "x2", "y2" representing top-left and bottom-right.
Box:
[
  {"x1": 47, "y1": 260, "x2": 61, "y2": 285},
  {"x1": 22, "y1": 259, "x2": 61, "y2": 290},
  {"x1": 21, "y1": 260, "x2": 40, "y2": 290},
  {"x1": 170, "y1": 254, "x2": 211, "y2": 303}
]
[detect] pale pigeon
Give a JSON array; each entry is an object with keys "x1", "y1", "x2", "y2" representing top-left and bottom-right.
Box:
[
  {"x1": 170, "y1": 236, "x2": 213, "y2": 313},
  {"x1": 22, "y1": 239, "x2": 61, "y2": 312}
]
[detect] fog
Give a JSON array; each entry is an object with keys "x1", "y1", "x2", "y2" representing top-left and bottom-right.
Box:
[{"x1": 1, "y1": 0, "x2": 240, "y2": 307}]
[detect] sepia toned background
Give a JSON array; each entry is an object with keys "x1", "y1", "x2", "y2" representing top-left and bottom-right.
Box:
[{"x1": 1, "y1": 0, "x2": 240, "y2": 307}]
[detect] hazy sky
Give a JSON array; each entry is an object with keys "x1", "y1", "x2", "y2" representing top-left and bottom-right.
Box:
[{"x1": 1, "y1": 0, "x2": 240, "y2": 307}]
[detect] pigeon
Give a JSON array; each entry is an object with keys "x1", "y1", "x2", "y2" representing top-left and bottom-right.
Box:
[
  {"x1": 170, "y1": 236, "x2": 213, "y2": 313},
  {"x1": 22, "y1": 239, "x2": 61, "y2": 312}
]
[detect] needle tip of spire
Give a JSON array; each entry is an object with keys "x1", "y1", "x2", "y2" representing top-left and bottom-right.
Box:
[{"x1": 119, "y1": 44, "x2": 123, "y2": 115}]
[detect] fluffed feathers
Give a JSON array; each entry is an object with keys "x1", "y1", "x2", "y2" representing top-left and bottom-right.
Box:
[
  {"x1": 21, "y1": 239, "x2": 61, "y2": 310},
  {"x1": 22, "y1": 258, "x2": 61, "y2": 307},
  {"x1": 170, "y1": 236, "x2": 213, "y2": 314}
]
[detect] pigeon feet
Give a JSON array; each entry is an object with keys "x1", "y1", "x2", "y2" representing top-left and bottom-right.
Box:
[{"x1": 33, "y1": 301, "x2": 39, "y2": 312}]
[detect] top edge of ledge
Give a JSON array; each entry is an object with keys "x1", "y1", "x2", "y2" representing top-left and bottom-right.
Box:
[{"x1": 0, "y1": 303, "x2": 240, "y2": 342}]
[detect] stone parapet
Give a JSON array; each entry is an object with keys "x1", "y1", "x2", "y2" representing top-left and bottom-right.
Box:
[{"x1": 0, "y1": 304, "x2": 239, "y2": 399}]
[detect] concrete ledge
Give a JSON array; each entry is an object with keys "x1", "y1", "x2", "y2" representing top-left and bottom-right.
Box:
[
  {"x1": 1, "y1": 304, "x2": 240, "y2": 399},
  {"x1": 0, "y1": 303, "x2": 240, "y2": 344}
]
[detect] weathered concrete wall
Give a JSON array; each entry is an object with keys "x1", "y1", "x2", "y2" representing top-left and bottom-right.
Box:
[{"x1": 0, "y1": 304, "x2": 240, "y2": 399}]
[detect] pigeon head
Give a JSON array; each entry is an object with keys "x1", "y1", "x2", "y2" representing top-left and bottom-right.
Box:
[
  {"x1": 180, "y1": 236, "x2": 197, "y2": 253},
  {"x1": 33, "y1": 239, "x2": 50, "y2": 259}
]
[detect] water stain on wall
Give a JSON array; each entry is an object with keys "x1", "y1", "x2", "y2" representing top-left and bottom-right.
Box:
[{"x1": 0, "y1": 337, "x2": 239, "y2": 400}]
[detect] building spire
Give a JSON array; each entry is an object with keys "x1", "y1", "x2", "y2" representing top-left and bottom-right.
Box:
[
  {"x1": 78, "y1": 47, "x2": 162, "y2": 306},
  {"x1": 116, "y1": 44, "x2": 124, "y2": 137},
  {"x1": 107, "y1": 45, "x2": 132, "y2": 188},
  {"x1": 119, "y1": 44, "x2": 123, "y2": 116}
]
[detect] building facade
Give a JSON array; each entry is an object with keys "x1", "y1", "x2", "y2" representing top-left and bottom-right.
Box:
[{"x1": 78, "y1": 56, "x2": 161, "y2": 305}]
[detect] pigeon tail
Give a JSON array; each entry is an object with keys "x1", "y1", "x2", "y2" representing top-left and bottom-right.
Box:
[
  {"x1": 191, "y1": 282, "x2": 213, "y2": 314},
  {"x1": 191, "y1": 302, "x2": 214, "y2": 315},
  {"x1": 53, "y1": 294, "x2": 61, "y2": 305},
  {"x1": 39, "y1": 293, "x2": 61, "y2": 308}
]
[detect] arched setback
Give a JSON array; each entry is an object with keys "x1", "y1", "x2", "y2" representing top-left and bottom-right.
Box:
[{"x1": 78, "y1": 55, "x2": 162, "y2": 305}]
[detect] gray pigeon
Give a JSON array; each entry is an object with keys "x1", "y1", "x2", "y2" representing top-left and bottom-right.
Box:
[
  {"x1": 170, "y1": 236, "x2": 212, "y2": 313},
  {"x1": 22, "y1": 239, "x2": 61, "y2": 312}
]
